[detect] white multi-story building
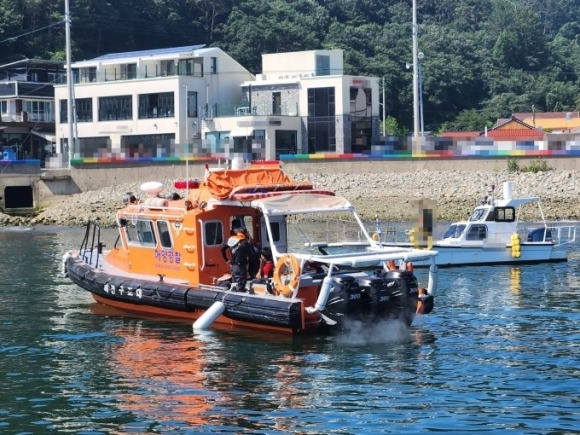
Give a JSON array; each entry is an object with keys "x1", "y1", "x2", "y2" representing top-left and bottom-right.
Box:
[
  {"x1": 0, "y1": 59, "x2": 64, "y2": 163},
  {"x1": 53, "y1": 45, "x2": 254, "y2": 166},
  {"x1": 206, "y1": 49, "x2": 380, "y2": 159},
  {"x1": 52, "y1": 45, "x2": 380, "y2": 166}
]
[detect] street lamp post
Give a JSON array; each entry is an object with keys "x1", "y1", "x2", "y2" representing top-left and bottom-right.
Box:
[
  {"x1": 407, "y1": 55, "x2": 425, "y2": 138},
  {"x1": 418, "y1": 51, "x2": 424, "y2": 137}
]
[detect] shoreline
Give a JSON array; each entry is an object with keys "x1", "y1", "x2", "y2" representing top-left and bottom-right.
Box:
[{"x1": 1, "y1": 169, "x2": 579, "y2": 227}]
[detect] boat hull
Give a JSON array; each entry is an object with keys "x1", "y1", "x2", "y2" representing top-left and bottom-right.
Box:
[
  {"x1": 381, "y1": 243, "x2": 567, "y2": 267},
  {"x1": 65, "y1": 252, "x2": 425, "y2": 334},
  {"x1": 65, "y1": 254, "x2": 307, "y2": 333}
]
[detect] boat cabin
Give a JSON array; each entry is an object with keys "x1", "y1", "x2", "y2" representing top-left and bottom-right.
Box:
[{"x1": 442, "y1": 203, "x2": 517, "y2": 242}]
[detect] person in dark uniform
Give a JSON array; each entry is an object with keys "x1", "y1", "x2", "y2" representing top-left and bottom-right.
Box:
[{"x1": 221, "y1": 231, "x2": 255, "y2": 291}]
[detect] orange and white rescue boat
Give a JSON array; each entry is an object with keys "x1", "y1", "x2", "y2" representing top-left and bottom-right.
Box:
[{"x1": 62, "y1": 161, "x2": 439, "y2": 335}]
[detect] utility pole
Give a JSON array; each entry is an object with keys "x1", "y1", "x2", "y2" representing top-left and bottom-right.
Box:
[
  {"x1": 412, "y1": 0, "x2": 420, "y2": 142},
  {"x1": 65, "y1": 0, "x2": 74, "y2": 166},
  {"x1": 382, "y1": 77, "x2": 386, "y2": 136}
]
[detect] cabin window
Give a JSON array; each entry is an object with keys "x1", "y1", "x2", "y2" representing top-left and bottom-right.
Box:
[
  {"x1": 468, "y1": 208, "x2": 487, "y2": 222},
  {"x1": 157, "y1": 220, "x2": 172, "y2": 249},
  {"x1": 466, "y1": 225, "x2": 487, "y2": 241},
  {"x1": 443, "y1": 224, "x2": 465, "y2": 239},
  {"x1": 230, "y1": 215, "x2": 256, "y2": 240},
  {"x1": 126, "y1": 219, "x2": 156, "y2": 247},
  {"x1": 204, "y1": 221, "x2": 224, "y2": 246},
  {"x1": 494, "y1": 207, "x2": 516, "y2": 222},
  {"x1": 265, "y1": 221, "x2": 281, "y2": 243}
]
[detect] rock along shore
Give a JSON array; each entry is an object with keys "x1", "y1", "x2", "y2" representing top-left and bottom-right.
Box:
[{"x1": 1, "y1": 169, "x2": 579, "y2": 227}]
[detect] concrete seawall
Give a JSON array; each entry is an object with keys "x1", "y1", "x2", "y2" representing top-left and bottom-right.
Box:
[{"x1": 38, "y1": 156, "x2": 580, "y2": 199}]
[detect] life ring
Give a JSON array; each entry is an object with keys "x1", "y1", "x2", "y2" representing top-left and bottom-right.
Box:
[{"x1": 273, "y1": 254, "x2": 300, "y2": 298}]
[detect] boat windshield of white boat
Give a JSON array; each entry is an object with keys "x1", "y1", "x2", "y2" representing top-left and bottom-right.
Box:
[{"x1": 252, "y1": 193, "x2": 437, "y2": 267}]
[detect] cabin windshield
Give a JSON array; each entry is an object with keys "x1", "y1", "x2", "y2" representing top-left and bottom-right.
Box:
[
  {"x1": 125, "y1": 219, "x2": 157, "y2": 247},
  {"x1": 469, "y1": 208, "x2": 488, "y2": 222},
  {"x1": 443, "y1": 224, "x2": 466, "y2": 239}
]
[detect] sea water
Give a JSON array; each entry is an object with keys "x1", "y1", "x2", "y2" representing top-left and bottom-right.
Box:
[{"x1": 0, "y1": 225, "x2": 579, "y2": 433}]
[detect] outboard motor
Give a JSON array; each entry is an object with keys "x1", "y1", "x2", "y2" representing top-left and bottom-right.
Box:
[
  {"x1": 379, "y1": 269, "x2": 419, "y2": 324},
  {"x1": 356, "y1": 276, "x2": 390, "y2": 320},
  {"x1": 527, "y1": 228, "x2": 552, "y2": 242},
  {"x1": 323, "y1": 275, "x2": 361, "y2": 325}
]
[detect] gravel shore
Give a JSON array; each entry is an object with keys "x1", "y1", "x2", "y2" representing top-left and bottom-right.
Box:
[{"x1": 1, "y1": 169, "x2": 579, "y2": 227}]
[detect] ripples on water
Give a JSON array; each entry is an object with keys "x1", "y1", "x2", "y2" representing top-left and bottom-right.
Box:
[{"x1": 0, "y1": 226, "x2": 579, "y2": 433}]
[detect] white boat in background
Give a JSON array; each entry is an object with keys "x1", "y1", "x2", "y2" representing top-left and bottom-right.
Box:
[{"x1": 318, "y1": 181, "x2": 576, "y2": 268}]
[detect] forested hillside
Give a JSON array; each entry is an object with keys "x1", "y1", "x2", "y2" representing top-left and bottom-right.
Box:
[{"x1": 2, "y1": 0, "x2": 580, "y2": 133}]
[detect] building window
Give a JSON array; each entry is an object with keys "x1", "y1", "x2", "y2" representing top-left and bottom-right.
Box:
[
  {"x1": 179, "y1": 58, "x2": 204, "y2": 77},
  {"x1": 159, "y1": 60, "x2": 177, "y2": 77},
  {"x1": 24, "y1": 100, "x2": 53, "y2": 122},
  {"x1": 316, "y1": 55, "x2": 331, "y2": 76},
  {"x1": 1, "y1": 100, "x2": 7, "y2": 114},
  {"x1": 120, "y1": 63, "x2": 137, "y2": 80},
  {"x1": 210, "y1": 57, "x2": 217, "y2": 74},
  {"x1": 308, "y1": 87, "x2": 335, "y2": 117},
  {"x1": 60, "y1": 98, "x2": 92, "y2": 123},
  {"x1": 99, "y1": 95, "x2": 132, "y2": 121},
  {"x1": 272, "y1": 92, "x2": 281, "y2": 115},
  {"x1": 275, "y1": 130, "x2": 297, "y2": 158},
  {"x1": 76, "y1": 98, "x2": 93, "y2": 122},
  {"x1": 307, "y1": 87, "x2": 336, "y2": 153},
  {"x1": 186, "y1": 91, "x2": 198, "y2": 117},
  {"x1": 121, "y1": 133, "x2": 175, "y2": 158},
  {"x1": 138, "y1": 92, "x2": 174, "y2": 119}
]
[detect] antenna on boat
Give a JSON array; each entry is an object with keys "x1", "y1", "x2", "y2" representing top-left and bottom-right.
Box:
[
  {"x1": 374, "y1": 214, "x2": 383, "y2": 246},
  {"x1": 186, "y1": 159, "x2": 189, "y2": 196}
]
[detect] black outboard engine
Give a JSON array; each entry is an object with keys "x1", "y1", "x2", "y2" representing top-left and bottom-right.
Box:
[
  {"x1": 527, "y1": 228, "x2": 552, "y2": 242},
  {"x1": 356, "y1": 276, "x2": 390, "y2": 320},
  {"x1": 323, "y1": 275, "x2": 361, "y2": 325},
  {"x1": 378, "y1": 269, "x2": 419, "y2": 325}
]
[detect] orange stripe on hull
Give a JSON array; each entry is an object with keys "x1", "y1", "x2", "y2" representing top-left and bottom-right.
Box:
[{"x1": 91, "y1": 294, "x2": 319, "y2": 334}]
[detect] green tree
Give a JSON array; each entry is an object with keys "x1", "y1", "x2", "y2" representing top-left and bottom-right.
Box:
[{"x1": 217, "y1": 0, "x2": 329, "y2": 73}]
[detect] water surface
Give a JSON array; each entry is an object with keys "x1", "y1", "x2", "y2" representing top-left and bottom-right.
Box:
[{"x1": 0, "y1": 225, "x2": 578, "y2": 433}]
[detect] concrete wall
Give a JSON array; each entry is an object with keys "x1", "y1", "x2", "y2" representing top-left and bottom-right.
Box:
[
  {"x1": 37, "y1": 156, "x2": 580, "y2": 201},
  {"x1": 0, "y1": 161, "x2": 41, "y2": 211}
]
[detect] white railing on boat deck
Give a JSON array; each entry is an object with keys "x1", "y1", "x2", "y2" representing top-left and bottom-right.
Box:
[
  {"x1": 123, "y1": 204, "x2": 186, "y2": 221},
  {"x1": 514, "y1": 222, "x2": 576, "y2": 246},
  {"x1": 294, "y1": 218, "x2": 408, "y2": 246},
  {"x1": 545, "y1": 224, "x2": 576, "y2": 246}
]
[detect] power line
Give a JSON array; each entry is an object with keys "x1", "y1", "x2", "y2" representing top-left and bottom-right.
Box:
[{"x1": 0, "y1": 21, "x2": 64, "y2": 45}]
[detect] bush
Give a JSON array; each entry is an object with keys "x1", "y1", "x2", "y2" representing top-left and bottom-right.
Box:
[
  {"x1": 507, "y1": 157, "x2": 550, "y2": 173},
  {"x1": 507, "y1": 158, "x2": 519, "y2": 172},
  {"x1": 522, "y1": 158, "x2": 550, "y2": 173}
]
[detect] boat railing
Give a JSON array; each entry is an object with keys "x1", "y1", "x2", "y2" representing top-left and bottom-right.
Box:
[
  {"x1": 123, "y1": 204, "x2": 186, "y2": 221},
  {"x1": 546, "y1": 224, "x2": 576, "y2": 247},
  {"x1": 79, "y1": 220, "x2": 104, "y2": 268},
  {"x1": 374, "y1": 226, "x2": 412, "y2": 244},
  {"x1": 518, "y1": 222, "x2": 577, "y2": 246},
  {"x1": 299, "y1": 218, "x2": 410, "y2": 245}
]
